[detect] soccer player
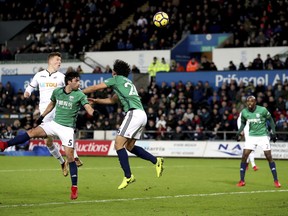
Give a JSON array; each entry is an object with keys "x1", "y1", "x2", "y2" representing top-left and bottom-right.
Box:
[
  {"x1": 0, "y1": 71, "x2": 99, "y2": 199},
  {"x1": 23, "y1": 52, "x2": 83, "y2": 176},
  {"x1": 237, "y1": 112, "x2": 258, "y2": 171},
  {"x1": 235, "y1": 95, "x2": 280, "y2": 188},
  {"x1": 83, "y1": 59, "x2": 164, "y2": 189}
]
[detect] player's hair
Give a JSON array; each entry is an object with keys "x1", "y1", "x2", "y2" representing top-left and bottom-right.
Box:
[
  {"x1": 246, "y1": 95, "x2": 256, "y2": 101},
  {"x1": 65, "y1": 71, "x2": 80, "y2": 85},
  {"x1": 48, "y1": 52, "x2": 61, "y2": 60},
  {"x1": 113, "y1": 59, "x2": 130, "y2": 77}
]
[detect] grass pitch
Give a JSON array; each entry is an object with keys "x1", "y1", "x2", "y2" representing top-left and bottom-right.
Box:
[{"x1": 0, "y1": 156, "x2": 287, "y2": 216}]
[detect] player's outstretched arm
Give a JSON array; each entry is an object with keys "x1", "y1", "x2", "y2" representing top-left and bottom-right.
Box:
[
  {"x1": 88, "y1": 94, "x2": 118, "y2": 105},
  {"x1": 82, "y1": 82, "x2": 107, "y2": 94}
]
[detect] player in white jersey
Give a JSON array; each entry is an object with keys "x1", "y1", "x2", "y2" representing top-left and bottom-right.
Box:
[
  {"x1": 24, "y1": 52, "x2": 83, "y2": 175},
  {"x1": 237, "y1": 112, "x2": 258, "y2": 171}
]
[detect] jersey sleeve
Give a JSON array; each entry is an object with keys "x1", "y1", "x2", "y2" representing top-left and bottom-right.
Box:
[
  {"x1": 25, "y1": 73, "x2": 39, "y2": 93},
  {"x1": 79, "y1": 92, "x2": 89, "y2": 106},
  {"x1": 264, "y1": 108, "x2": 271, "y2": 118},
  {"x1": 50, "y1": 88, "x2": 57, "y2": 102},
  {"x1": 29, "y1": 73, "x2": 39, "y2": 88},
  {"x1": 104, "y1": 77, "x2": 115, "y2": 87}
]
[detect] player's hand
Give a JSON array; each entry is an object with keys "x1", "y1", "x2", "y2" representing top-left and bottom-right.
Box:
[
  {"x1": 88, "y1": 98, "x2": 97, "y2": 104},
  {"x1": 234, "y1": 134, "x2": 242, "y2": 142},
  {"x1": 23, "y1": 92, "x2": 30, "y2": 98},
  {"x1": 36, "y1": 115, "x2": 44, "y2": 126},
  {"x1": 92, "y1": 110, "x2": 100, "y2": 119},
  {"x1": 270, "y1": 134, "x2": 278, "y2": 143}
]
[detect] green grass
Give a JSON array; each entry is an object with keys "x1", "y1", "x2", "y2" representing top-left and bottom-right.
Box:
[{"x1": 0, "y1": 156, "x2": 287, "y2": 216}]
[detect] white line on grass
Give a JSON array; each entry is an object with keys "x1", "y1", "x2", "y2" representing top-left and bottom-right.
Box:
[{"x1": 1, "y1": 189, "x2": 288, "y2": 209}]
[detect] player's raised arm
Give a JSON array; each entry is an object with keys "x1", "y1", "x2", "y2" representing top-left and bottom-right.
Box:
[{"x1": 82, "y1": 82, "x2": 108, "y2": 94}]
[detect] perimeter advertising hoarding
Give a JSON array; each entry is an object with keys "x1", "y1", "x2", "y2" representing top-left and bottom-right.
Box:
[{"x1": 2, "y1": 140, "x2": 288, "y2": 159}]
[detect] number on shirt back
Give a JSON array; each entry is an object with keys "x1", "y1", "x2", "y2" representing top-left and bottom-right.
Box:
[{"x1": 124, "y1": 82, "x2": 139, "y2": 96}]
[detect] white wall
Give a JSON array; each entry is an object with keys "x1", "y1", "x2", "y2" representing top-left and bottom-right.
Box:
[
  {"x1": 213, "y1": 47, "x2": 288, "y2": 70},
  {"x1": 85, "y1": 50, "x2": 171, "y2": 73}
]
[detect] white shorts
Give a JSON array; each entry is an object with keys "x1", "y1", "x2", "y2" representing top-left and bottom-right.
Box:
[
  {"x1": 40, "y1": 121, "x2": 75, "y2": 148},
  {"x1": 244, "y1": 135, "x2": 271, "y2": 151},
  {"x1": 118, "y1": 109, "x2": 147, "y2": 139},
  {"x1": 40, "y1": 104, "x2": 56, "y2": 123},
  {"x1": 42, "y1": 109, "x2": 56, "y2": 123}
]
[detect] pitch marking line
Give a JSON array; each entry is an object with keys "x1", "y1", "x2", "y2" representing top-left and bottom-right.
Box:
[{"x1": 1, "y1": 189, "x2": 288, "y2": 209}]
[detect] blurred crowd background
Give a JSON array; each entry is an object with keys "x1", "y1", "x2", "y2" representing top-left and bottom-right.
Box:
[{"x1": 0, "y1": 0, "x2": 288, "y2": 143}]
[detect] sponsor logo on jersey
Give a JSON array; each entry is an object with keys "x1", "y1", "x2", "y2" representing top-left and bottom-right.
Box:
[
  {"x1": 247, "y1": 119, "x2": 261, "y2": 123},
  {"x1": 39, "y1": 82, "x2": 58, "y2": 87}
]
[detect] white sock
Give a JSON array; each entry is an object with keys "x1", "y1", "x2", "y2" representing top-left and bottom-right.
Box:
[
  {"x1": 48, "y1": 144, "x2": 65, "y2": 164},
  {"x1": 249, "y1": 151, "x2": 256, "y2": 167},
  {"x1": 73, "y1": 142, "x2": 78, "y2": 158}
]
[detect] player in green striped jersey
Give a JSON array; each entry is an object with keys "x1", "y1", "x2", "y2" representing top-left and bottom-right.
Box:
[
  {"x1": 235, "y1": 95, "x2": 280, "y2": 188},
  {"x1": 0, "y1": 72, "x2": 99, "y2": 199},
  {"x1": 83, "y1": 59, "x2": 164, "y2": 189}
]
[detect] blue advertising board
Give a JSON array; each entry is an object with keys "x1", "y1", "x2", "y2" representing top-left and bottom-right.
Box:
[
  {"x1": 2, "y1": 70, "x2": 287, "y2": 92},
  {"x1": 156, "y1": 70, "x2": 288, "y2": 88}
]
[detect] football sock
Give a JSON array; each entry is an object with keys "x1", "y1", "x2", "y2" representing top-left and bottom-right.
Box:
[
  {"x1": 240, "y1": 162, "x2": 247, "y2": 181},
  {"x1": 69, "y1": 161, "x2": 78, "y2": 186},
  {"x1": 269, "y1": 161, "x2": 278, "y2": 181},
  {"x1": 130, "y1": 145, "x2": 157, "y2": 164},
  {"x1": 116, "y1": 148, "x2": 131, "y2": 178},
  {"x1": 47, "y1": 144, "x2": 65, "y2": 164},
  {"x1": 73, "y1": 142, "x2": 79, "y2": 158},
  {"x1": 249, "y1": 152, "x2": 256, "y2": 167},
  {"x1": 7, "y1": 132, "x2": 30, "y2": 147}
]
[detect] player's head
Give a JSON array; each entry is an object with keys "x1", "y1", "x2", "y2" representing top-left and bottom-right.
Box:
[
  {"x1": 65, "y1": 71, "x2": 80, "y2": 89},
  {"x1": 48, "y1": 52, "x2": 62, "y2": 71},
  {"x1": 246, "y1": 95, "x2": 256, "y2": 111},
  {"x1": 112, "y1": 59, "x2": 130, "y2": 77}
]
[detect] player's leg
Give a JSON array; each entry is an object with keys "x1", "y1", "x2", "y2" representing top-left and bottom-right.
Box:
[
  {"x1": 259, "y1": 136, "x2": 280, "y2": 187},
  {"x1": 237, "y1": 149, "x2": 252, "y2": 186},
  {"x1": 45, "y1": 136, "x2": 68, "y2": 176},
  {"x1": 127, "y1": 139, "x2": 164, "y2": 177},
  {"x1": 56, "y1": 123, "x2": 78, "y2": 199},
  {"x1": 264, "y1": 150, "x2": 281, "y2": 188},
  {"x1": 245, "y1": 155, "x2": 250, "y2": 170},
  {"x1": 42, "y1": 112, "x2": 69, "y2": 175},
  {"x1": 64, "y1": 146, "x2": 78, "y2": 199},
  {"x1": 248, "y1": 151, "x2": 258, "y2": 171},
  {"x1": 126, "y1": 109, "x2": 164, "y2": 177},
  {"x1": 115, "y1": 135, "x2": 135, "y2": 189},
  {"x1": 73, "y1": 142, "x2": 83, "y2": 167},
  {"x1": 0, "y1": 126, "x2": 46, "y2": 151}
]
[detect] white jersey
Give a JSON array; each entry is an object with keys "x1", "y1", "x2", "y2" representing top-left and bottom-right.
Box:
[
  {"x1": 26, "y1": 70, "x2": 65, "y2": 114},
  {"x1": 237, "y1": 112, "x2": 249, "y2": 139}
]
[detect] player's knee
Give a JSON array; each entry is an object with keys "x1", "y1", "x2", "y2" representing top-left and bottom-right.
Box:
[
  {"x1": 65, "y1": 148, "x2": 74, "y2": 162},
  {"x1": 45, "y1": 137, "x2": 53, "y2": 147}
]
